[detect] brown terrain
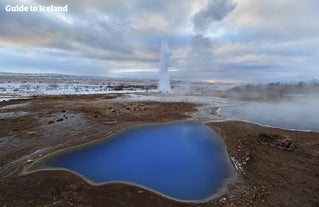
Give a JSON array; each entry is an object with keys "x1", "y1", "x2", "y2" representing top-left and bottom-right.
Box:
[{"x1": 0, "y1": 94, "x2": 318, "y2": 207}]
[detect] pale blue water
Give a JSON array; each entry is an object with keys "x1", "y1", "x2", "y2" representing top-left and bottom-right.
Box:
[
  {"x1": 221, "y1": 101, "x2": 319, "y2": 132},
  {"x1": 31, "y1": 121, "x2": 234, "y2": 200}
]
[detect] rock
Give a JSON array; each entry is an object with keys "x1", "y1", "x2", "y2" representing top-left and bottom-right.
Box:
[
  {"x1": 104, "y1": 121, "x2": 117, "y2": 124},
  {"x1": 27, "y1": 131, "x2": 37, "y2": 135},
  {"x1": 56, "y1": 118, "x2": 64, "y2": 122},
  {"x1": 258, "y1": 133, "x2": 295, "y2": 151},
  {"x1": 258, "y1": 133, "x2": 275, "y2": 143}
]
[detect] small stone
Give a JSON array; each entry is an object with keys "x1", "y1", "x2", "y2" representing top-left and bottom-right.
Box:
[
  {"x1": 219, "y1": 197, "x2": 227, "y2": 203},
  {"x1": 27, "y1": 131, "x2": 37, "y2": 135},
  {"x1": 104, "y1": 121, "x2": 118, "y2": 124},
  {"x1": 56, "y1": 118, "x2": 64, "y2": 122}
]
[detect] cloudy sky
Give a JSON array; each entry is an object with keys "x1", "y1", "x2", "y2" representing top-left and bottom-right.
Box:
[{"x1": 0, "y1": 0, "x2": 318, "y2": 83}]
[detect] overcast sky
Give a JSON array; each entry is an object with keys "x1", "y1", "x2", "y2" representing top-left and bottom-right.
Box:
[{"x1": 1, "y1": 0, "x2": 318, "y2": 83}]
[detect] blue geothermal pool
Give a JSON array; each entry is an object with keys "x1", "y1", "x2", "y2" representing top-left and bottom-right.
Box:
[{"x1": 25, "y1": 121, "x2": 234, "y2": 201}]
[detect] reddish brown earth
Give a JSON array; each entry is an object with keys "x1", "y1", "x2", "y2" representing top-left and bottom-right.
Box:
[{"x1": 0, "y1": 94, "x2": 318, "y2": 207}]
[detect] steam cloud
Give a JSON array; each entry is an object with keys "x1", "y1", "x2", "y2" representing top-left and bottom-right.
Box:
[
  {"x1": 192, "y1": 0, "x2": 236, "y2": 33},
  {"x1": 185, "y1": 0, "x2": 236, "y2": 79},
  {"x1": 222, "y1": 96, "x2": 319, "y2": 132}
]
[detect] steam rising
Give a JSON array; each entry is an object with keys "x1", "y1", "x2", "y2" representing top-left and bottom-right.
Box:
[
  {"x1": 220, "y1": 82, "x2": 319, "y2": 132},
  {"x1": 185, "y1": 0, "x2": 236, "y2": 80},
  {"x1": 158, "y1": 38, "x2": 171, "y2": 93},
  {"x1": 192, "y1": 0, "x2": 236, "y2": 33}
]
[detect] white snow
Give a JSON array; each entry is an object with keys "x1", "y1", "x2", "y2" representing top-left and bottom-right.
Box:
[
  {"x1": 0, "y1": 111, "x2": 29, "y2": 119},
  {"x1": 0, "y1": 82, "x2": 157, "y2": 96},
  {"x1": 115, "y1": 92, "x2": 237, "y2": 122},
  {"x1": 0, "y1": 102, "x2": 31, "y2": 110},
  {"x1": 1, "y1": 73, "x2": 318, "y2": 132}
]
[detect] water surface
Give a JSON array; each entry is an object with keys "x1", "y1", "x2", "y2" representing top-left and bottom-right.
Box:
[
  {"x1": 221, "y1": 100, "x2": 319, "y2": 132},
  {"x1": 25, "y1": 121, "x2": 235, "y2": 201}
]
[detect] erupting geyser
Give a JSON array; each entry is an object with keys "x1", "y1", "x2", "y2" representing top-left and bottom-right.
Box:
[{"x1": 158, "y1": 38, "x2": 171, "y2": 93}]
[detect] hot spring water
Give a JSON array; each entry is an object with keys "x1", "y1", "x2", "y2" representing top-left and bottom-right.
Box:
[
  {"x1": 220, "y1": 101, "x2": 319, "y2": 132},
  {"x1": 24, "y1": 121, "x2": 235, "y2": 201}
]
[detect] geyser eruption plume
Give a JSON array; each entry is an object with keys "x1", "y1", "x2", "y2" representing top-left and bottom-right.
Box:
[{"x1": 158, "y1": 38, "x2": 171, "y2": 93}]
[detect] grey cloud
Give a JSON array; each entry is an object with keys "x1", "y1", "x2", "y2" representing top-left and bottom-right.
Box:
[
  {"x1": 0, "y1": 0, "x2": 173, "y2": 76},
  {"x1": 0, "y1": 3, "x2": 62, "y2": 41},
  {"x1": 0, "y1": 0, "x2": 192, "y2": 63},
  {"x1": 1, "y1": 0, "x2": 319, "y2": 82},
  {"x1": 0, "y1": 46, "x2": 109, "y2": 76},
  {"x1": 229, "y1": 0, "x2": 319, "y2": 41}
]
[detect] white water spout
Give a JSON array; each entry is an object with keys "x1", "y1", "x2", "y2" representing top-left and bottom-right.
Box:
[{"x1": 158, "y1": 38, "x2": 171, "y2": 93}]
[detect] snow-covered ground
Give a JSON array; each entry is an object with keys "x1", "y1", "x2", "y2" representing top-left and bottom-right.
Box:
[
  {"x1": 0, "y1": 82, "x2": 157, "y2": 96},
  {"x1": 0, "y1": 73, "x2": 158, "y2": 97},
  {"x1": 116, "y1": 93, "x2": 238, "y2": 122},
  {"x1": 1, "y1": 72, "x2": 318, "y2": 132}
]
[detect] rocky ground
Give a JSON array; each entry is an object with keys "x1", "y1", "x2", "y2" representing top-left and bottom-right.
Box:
[{"x1": 0, "y1": 94, "x2": 318, "y2": 207}]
